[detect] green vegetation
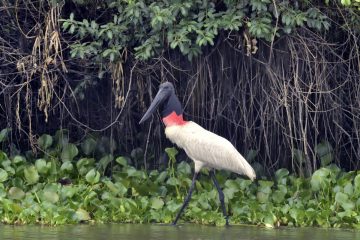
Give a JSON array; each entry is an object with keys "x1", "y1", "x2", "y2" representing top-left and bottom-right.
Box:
[
  {"x1": 341, "y1": 0, "x2": 360, "y2": 9},
  {"x1": 63, "y1": 0, "x2": 332, "y2": 61},
  {"x1": 1, "y1": 130, "x2": 360, "y2": 228},
  {"x1": 2, "y1": 0, "x2": 360, "y2": 179}
]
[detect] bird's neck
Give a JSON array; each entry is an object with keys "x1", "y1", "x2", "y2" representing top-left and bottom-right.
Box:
[
  {"x1": 161, "y1": 93, "x2": 187, "y2": 127},
  {"x1": 162, "y1": 111, "x2": 187, "y2": 127}
]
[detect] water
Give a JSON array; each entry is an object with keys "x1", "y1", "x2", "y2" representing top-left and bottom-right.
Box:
[{"x1": 0, "y1": 224, "x2": 358, "y2": 240}]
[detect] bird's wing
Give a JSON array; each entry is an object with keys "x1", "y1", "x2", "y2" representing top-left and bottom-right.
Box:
[{"x1": 166, "y1": 121, "x2": 255, "y2": 179}]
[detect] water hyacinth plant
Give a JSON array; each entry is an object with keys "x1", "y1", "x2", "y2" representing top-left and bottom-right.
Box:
[{"x1": 0, "y1": 129, "x2": 360, "y2": 227}]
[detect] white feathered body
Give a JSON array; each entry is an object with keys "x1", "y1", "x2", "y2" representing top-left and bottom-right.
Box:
[{"x1": 165, "y1": 121, "x2": 256, "y2": 180}]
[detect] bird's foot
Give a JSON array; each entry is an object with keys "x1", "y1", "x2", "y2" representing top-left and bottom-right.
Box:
[{"x1": 225, "y1": 218, "x2": 230, "y2": 226}]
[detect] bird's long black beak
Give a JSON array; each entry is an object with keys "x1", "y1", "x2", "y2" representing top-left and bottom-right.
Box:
[{"x1": 139, "y1": 87, "x2": 169, "y2": 124}]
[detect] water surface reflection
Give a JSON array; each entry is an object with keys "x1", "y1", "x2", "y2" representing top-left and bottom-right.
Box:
[{"x1": 0, "y1": 223, "x2": 358, "y2": 240}]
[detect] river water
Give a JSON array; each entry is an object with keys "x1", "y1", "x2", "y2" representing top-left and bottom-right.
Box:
[{"x1": 0, "y1": 223, "x2": 358, "y2": 240}]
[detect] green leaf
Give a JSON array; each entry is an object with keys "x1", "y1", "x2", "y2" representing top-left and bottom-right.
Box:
[
  {"x1": 166, "y1": 177, "x2": 180, "y2": 186},
  {"x1": 104, "y1": 181, "x2": 127, "y2": 197},
  {"x1": 104, "y1": 180, "x2": 119, "y2": 195},
  {"x1": 11, "y1": 177, "x2": 23, "y2": 188},
  {"x1": 110, "y1": 52, "x2": 115, "y2": 62},
  {"x1": 61, "y1": 143, "x2": 78, "y2": 162},
  {"x1": 275, "y1": 168, "x2": 289, "y2": 182},
  {"x1": 4, "y1": 165, "x2": 15, "y2": 175},
  {"x1": 76, "y1": 158, "x2": 95, "y2": 175},
  {"x1": 73, "y1": 208, "x2": 91, "y2": 221},
  {"x1": 170, "y1": 40, "x2": 178, "y2": 49},
  {"x1": 315, "y1": 141, "x2": 333, "y2": 166},
  {"x1": 344, "y1": 182, "x2": 353, "y2": 195},
  {"x1": 102, "y1": 49, "x2": 112, "y2": 57},
  {"x1": 60, "y1": 161, "x2": 74, "y2": 172},
  {"x1": 42, "y1": 190, "x2": 59, "y2": 204},
  {"x1": 264, "y1": 213, "x2": 276, "y2": 228},
  {"x1": 289, "y1": 208, "x2": 300, "y2": 223},
  {"x1": 354, "y1": 174, "x2": 360, "y2": 194},
  {"x1": 37, "y1": 134, "x2": 53, "y2": 150},
  {"x1": 166, "y1": 200, "x2": 182, "y2": 213},
  {"x1": 165, "y1": 147, "x2": 178, "y2": 161},
  {"x1": 0, "y1": 168, "x2": 8, "y2": 182},
  {"x1": 126, "y1": 166, "x2": 140, "y2": 177},
  {"x1": 115, "y1": 156, "x2": 128, "y2": 166},
  {"x1": 81, "y1": 137, "x2": 96, "y2": 155},
  {"x1": 71, "y1": 49, "x2": 78, "y2": 58},
  {"x1": 35, "y1": 159, "x2": 48, "y2": 174},
  {"x1": 283, "y1": 25, "x2": 292, "y2": 34},
  {"x1": 98, "y1": 154, "x2": 113, "y2": 172},
  {"x1": 237, "y1": 179, "x2": 251, "y2": 191},
  {"x1": 320, "y1": 153, "x2": 333, "y2": 167},
  {"x1": 225, "y1": 179, "x2": 240, "y2": 191},
  {"x1": 54, "y1": 129, "x2": 69, "y2": 148},
  {"x1": 0, "y1": 187, "x2": 6, "y2": 198},
  {"x1": 82, "y1": 19, "x2": 89, "y2": 27},
  {"x1": 115, "y1": 182, "x2": 128, "y2": 196},
  {"x1": 177, "y1": 161, "x2": 191, "y2": 175},
  {"x1": 151, "y1": 197, "x2": 164, "y2": 210},
  {"x1": 258, "y1": 180, "x2": 274, "y2": 189},
  {"x1": 50, "y1": 159, "x2": 58, "y2": 176},
  {"x1": 107, "y1": 30, "x2": 113, "y2": 39},
  {"x1": 341, "y1": 0, "x2": 352, "y2": 6},
  {"x1": 310, "y1": 168, "x2": 331, "y2": 191},
  {"x1": 272, "y1": 189, "x2": 286, "y2": 203},
  {"x1": 62, "y1": 21, "x2": 70, "y2": 31},
  {"x1": 257, "y1": 180, "x2": 273, "y2": 203},
  {"x1": 335, "y1": 192, "x2": 355, "y2": 211},
  {"x1": 12, "y1": 155, "x2": 25, "y2": 164},
  {"x1": 91, "y1": 20, "x2": 97, "y2": 29},
  {"x1": 156, "y1": 171, "x2": 168, "y2": 183},
  {"x1": 257, "y1": 191, "x2": 269, "y2": 203},
  {"x1": 61, "y1": 185, "x2": 77, "y2": 199},
  {"x1": 0, "y1": 128, "x2": 11, "y2": 142},
  {"x1": 1, "y1": 158, "x2": 10, "y2": 167},
  {"x1": 24, "y1": 165, "x2": 39, "y2": 184},
  {"x1": 224, "y1": 187, "x2": 237, "y2": 200},
  {"x1": 8, "y1": 187, "x2": 25, "y2": 200},
  {"x1": 85, "y1": 169, "x2": 100, "y2": 184},
  {"x1": 69, "y1": 24, "x2": 75, "y2": 34}
]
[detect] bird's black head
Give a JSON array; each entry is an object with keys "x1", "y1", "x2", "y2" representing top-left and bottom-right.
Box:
[
  {"x1": 159, "y1": 81, "x2": 175, "y2": 92},
  {"x1": 139, "y1": 82, "x2": 183, "y2": 124}
]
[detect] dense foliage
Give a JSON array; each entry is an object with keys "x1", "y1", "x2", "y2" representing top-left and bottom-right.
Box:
[
  {"x1": 64, "y1": 0, "x2": 332, "y2": 61},
  {"x1": 1, "y1": 0, "x2": 360, "y2": 191},
  {"x1": 1, "y1": 0, "x2": 359, "y2": 230},
  {"x1": 0, "y1": 130, "x2": 360, "y2": 228}
]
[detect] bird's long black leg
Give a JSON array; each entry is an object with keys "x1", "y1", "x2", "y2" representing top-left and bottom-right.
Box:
[
  {"x1": 172, "y1": 171, "x2": 199, "y2": 225},
  {"x1": 210, "y1": 170, "x2": 229, "y2": 225}
]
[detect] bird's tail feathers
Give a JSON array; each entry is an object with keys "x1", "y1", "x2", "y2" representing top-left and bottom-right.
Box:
[{"x1": 237, "y1": 154, "x2": 256, "y2": 181}]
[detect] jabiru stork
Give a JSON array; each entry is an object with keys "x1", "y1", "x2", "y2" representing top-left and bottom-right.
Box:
[{"x1": 139, "y1": 82, "x2": 256, "y2": 225}]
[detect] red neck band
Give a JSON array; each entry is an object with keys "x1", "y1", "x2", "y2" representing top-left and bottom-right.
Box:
[{"x1": 162, "y1": 111, "x2": 187, "y2": 127}]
